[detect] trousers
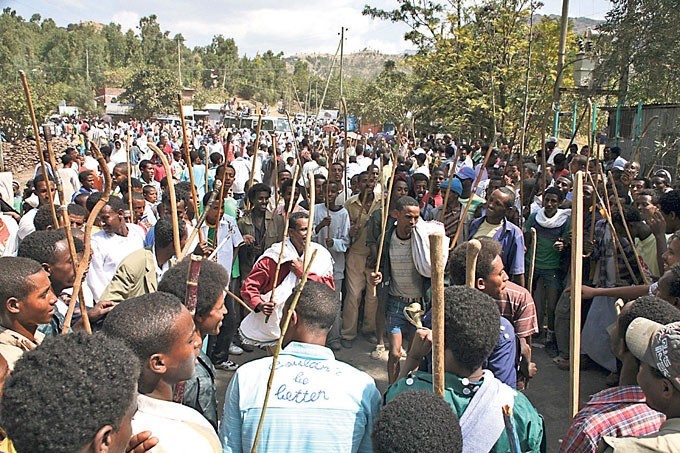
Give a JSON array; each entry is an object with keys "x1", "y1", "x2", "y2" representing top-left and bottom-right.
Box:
[{"x1": 341, "y1": 251, "x2": 378, "y2": 340}]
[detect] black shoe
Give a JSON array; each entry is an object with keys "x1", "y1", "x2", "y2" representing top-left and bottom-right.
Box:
[
  {"x1": 239, "y1": 343, "x2": 254, "y2": 353},
  {"x1": 545, "y1": 340, "x2": 559, "y2": 358},
  {"x1": 327, "y1": 341, "x2": 342, "y2": 351},
  {"x1": 340, "y1": 339, "x2": 353, "y2": 349}
]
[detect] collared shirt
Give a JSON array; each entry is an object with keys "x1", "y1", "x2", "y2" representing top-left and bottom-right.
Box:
[
  {"x1": 219, "y1": 342, "x2": 380, "y2": 453},
  {"x1": 601, "y1": 417, "x2": 680, "y2": 452},
  {"x1": 469, "y1": 216, "x2": 526, "y2": 276},
  {"x1": 182, "y1": 349, "x2": 218, "y2": 431},
  {"x1": 560, "y1": 385, "x2": 664, "y2": 453},
  {"x1": 0, "y1": 325, "x2": 44, "y2": 371},
  {"x1": 385, "y1": 371, "x2": 545, "y2": 453},
  {"x1": 237, "y1": 210, "x2": 283, "y2": 277},
  {"x1": 133, "y1": 393, "x2": 221, "y2": 453},
  {"x1": 344, "y1": 193, "x2": 382, "y2": 255},
  {"x1": 496, "y1": 281, "x2": 539, "y2": 338}
]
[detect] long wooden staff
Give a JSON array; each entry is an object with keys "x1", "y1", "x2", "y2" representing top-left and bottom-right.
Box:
[
  {"x1": 62, "y1": 144, "x2": 111, "y2": 333},
  {"x1": 372, "y1": 151, "x2": 398, "y2": 297},
  {"x1": 439, "y1": 144, "x2": 463, "y2": 222},
  {"x1": 19, "y1": 70, "x2": 59, "y2": 228},
  {"x1": 429, "y1": 233, "x2": 446, "y2": 397},
  {"x1": 587, "y1": 172, "x2": 638, "y2": 284},
  {"x1": 244, "y1": 115, "x2": 263, "y2": 211},
  {"x1": 609, "y1": 171, "x2": 650, "y2": 284},
  {"x1": 340, "y1": 99, "x2": 349, "y2": 204},
  {"x1": 126, "y1": 132, "x2": 134, "y2": 218},
  {"x1": 569, "y1": 171, "x2": 584, "y2": 420},
  {"x1": 148, "y1": 143, "x2": 182, "y2": 258},
  {"x1": 225, "y1": 289, "x2": 254, "y2": 313},
  {"x1": 264, "y1": 165, "x2": 301, "y2": 324},
  {"x1": 272, "y1": 134, "x2": 280, "y2": 209},
  {"x1": 250, "y1": 249, "x2": 318, "y2": 453},
  {"x1": 42, "y1": 126, "x2": 64, "y2": 227},
  {"x1": 449, "y1": 144, "x2": 496, "y2": 250},
  {"x1": 465, "y1": 239, "x2": 482, "y2": 288},
  {"x1": 528, "y1": 227, "x2": 538, "y2": 293},
  {"x1": 177, "y1": 180, "x2": 222, "y2": 260},
  {"x1": 178, "y1": 96, "x2": 203, "y2": 243},
  {"x1": 174, "y1": 254, "x2": 203, "y2": 403}
]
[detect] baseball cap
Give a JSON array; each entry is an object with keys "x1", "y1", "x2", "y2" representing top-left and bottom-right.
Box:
[
  {"x1": 439, "y1": 178, "x2": 463, "y2": 196},
  {"x1": 626, "y1": 318, "x2": 680, "y2": 390},
  {"x1": 455, "y1": 166, "x2": 476, "y2": 181}
]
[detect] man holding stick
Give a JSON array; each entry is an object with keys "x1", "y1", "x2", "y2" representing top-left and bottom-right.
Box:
[
  {"x1": 340, "y1": 171, "x2": 382, "y2": 348},
  {"x1": 220, "y1": 281, "x2": 380, "y2": 452},
  {"x1": 239, "y1": 212, "x2": 334, "y2": 348},
  {"x1": 385, "y1": 285, "x2": 545, "y2": 452},
  {"x1": 371, "y1": 196, "x2": 429, "y2": 383}
]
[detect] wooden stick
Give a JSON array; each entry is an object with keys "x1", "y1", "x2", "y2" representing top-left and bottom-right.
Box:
[
  {"x1": 62, "y1": 144, "x2": 111, "y2": 333},
  {"x1": 226, "y1": 289, "x2": 254, "y2": 313},
  {"x1": 372, "y1": 151, "x2": 398, "y2": 296},
  {"x1": 439, "y1": 144, "x2": 463, "y2": 222},
  {"x1": 528, "y1": 227, "x2": 538, "y2": 293},
  {"x1": 19, "y1": 70, "x2": 59, "y2": 228},
  {"x1": 178, "y1": 95, "x2": 203, "y2": 243},
  {"x1": 42, "y1": 127, "x2": 64, "y2": 227},
  {"x1": 301, "y1": 172, "x2": 317, "y2": 272},
  {"x1": 569, "y1": 171, "x2": 584, "y2": 420},
  {"x1": 271, "y1": 134, "x2": 280, "y2": 209},
  {"x1": 264, "y1": 165, "x2": 301, "y2": 324},
  {"x1": 126, "y1": 133, "x2": 134, "y2": 219},
  {"x1": 250, "y1": 250, "x2": 318, "y2": 453},
  {"x1": 340, "y1": 99, "x2": 349, "y2": 205},
  {"x1": 587, "y1": 172, "x2": 638, "y2": 285},
  {"x1": 178, "y1": 180, "x2": 222, "y2": 260},
  {"x1": 609, "y1": 171, "x2": 649, "y2": 284},
  {"x1": 148, "y1": 143, "x2": 182, "y2": 259},
  {"x1": 449, "y1": 144, "x2": 496, "y2": 250},
  {"x1": 44, "y1": 126, "x2": 92, "y2": 333},
  {"x1": 465, "y1": 239, "x2": 482, "y2": 288},
  {"x1": 429, "y1": 233, "x2": 446, "y2": 397},
  {"x1": 244, "y1": 115, "x2": 263, "y2": 211},
  {"x1": 589, "y1": 179, "x2": 598, "y2": 243}
]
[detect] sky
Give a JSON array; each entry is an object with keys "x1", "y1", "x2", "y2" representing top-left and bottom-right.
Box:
[{"x1": 6, "y1": 0, "x2": 614, "y2": 56}]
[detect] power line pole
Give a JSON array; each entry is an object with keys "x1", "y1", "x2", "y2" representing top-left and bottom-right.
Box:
[
  {"x1": 553, "y1": 0, "x2": 570, "y2": 109},
  {"x1": 339, "y1": 26, "x2": 346, "y2": 103},
  {"x1": 177, "y1": 38, "x2": 182, "y2": 86}
]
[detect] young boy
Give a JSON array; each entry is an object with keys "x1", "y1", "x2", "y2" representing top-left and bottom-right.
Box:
[
  {"x1": 313, "y1": 180, "x2": 351, "y2": 350},
  {"x1": 524, "y1": 186, "x2": 570, "y2": 355},
  {"x1": 0, "y1": 257, "x2": 56, "y2": 369},
  {"x1": 158, "y1": 258, "x2": 230, "y2": 430},
  {"x1": 103, "y1": 292, "x2": 221, "y2": 452}
]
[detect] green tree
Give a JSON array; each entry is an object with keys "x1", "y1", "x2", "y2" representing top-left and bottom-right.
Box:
[{"x1": 120, "y1": 68, "x2": 180, "y2": 118}]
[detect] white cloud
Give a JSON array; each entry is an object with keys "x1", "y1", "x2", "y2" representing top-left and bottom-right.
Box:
[{"x1": 111, "y1": 10, "x2": 140, "y2": 33}]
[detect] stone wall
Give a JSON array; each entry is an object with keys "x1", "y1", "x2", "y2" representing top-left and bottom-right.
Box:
[{"x1": 0, "y1": 137, "x2": 72, "y2": 174}]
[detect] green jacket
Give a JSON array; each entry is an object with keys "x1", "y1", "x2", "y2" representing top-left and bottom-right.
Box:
[
  {"x1": 100, "y1": 248, "x2": 158, "y2": 303},
  {"x1": 385, "y1": 371, "x2": 546, "y2": 453}
]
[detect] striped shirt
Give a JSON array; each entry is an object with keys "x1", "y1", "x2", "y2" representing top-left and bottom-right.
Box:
[{"x1": 496, "y1": 281, "x2": 539, "y2": 338}]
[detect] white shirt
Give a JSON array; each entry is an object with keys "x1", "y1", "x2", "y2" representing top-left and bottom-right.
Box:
[
  {"x1": 0, "y1": 215, "x2": 19, "y2": 256},
  {"x1": 231, "y1": 157, "x2": 251, "y2": 195},
  {"x1": 17, "y1": 208, "x2": 38, "y2": 241},
  {"x1": 313, "y1": 205, "x2": 350, "y2": 279},
  {"x1": 133, "y1": 394, "x2": 221, "y2": 453},
  {"x1": 202, "y1": 213, "x2": 244, "y2": 276},
  {"x1": 86, "y1": 224, "x2": 145, "y2": 300}
]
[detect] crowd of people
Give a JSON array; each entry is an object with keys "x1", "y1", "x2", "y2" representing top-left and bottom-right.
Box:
[{"x1": 0, "y1": 113, "x2": 679, "y2": 452}]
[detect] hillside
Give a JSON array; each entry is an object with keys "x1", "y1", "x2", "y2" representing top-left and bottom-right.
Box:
[
  {"x1": 285, "y1": 49, "x2": 406, "y2": 80},
  {"x1": 285, "y1": 16, "x2": 602, "y2": 80}
]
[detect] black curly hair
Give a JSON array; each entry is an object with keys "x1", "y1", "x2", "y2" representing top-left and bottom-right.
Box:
[
  {"x1": 33, "y1": 204, "x2": 57, "y2": 231},
  {"x1": 18, "y1": 229, "x2": 84, "y2": 265},
  {"x1": 0, "y1": 257, "x2": 45, "y2": 310},
  {"x1": 444, "y1": 285, "x2": 500, "y2": 371},
  {"x1": 158, "y1": 258, "x2": 230, "y2": 317},
  {"x1": 448, "y1": 238, "x2": 502, "y2": 285},
  {"x1": 373, "y1": 391, "x2": 462, "y2": 453},
  {"x1": 284, "y1": 280, "x2": 339, "y2": 331},
  {"x1": 619, "y1": 295, "x2": 680, "y2": 335},
  {"x1": 102, "y1": 292, "x2": 184, "y2": 362},
  {"x1": 0, "y1": 332, "x2": 139, "y2": 453}
]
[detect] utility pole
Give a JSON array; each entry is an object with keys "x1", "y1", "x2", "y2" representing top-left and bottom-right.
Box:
[
  {"x1": 339, "y1": 26, "x2": 346, "y2": 103},
  {"x1": 553, "y1": 0, "x2": 570, "y2": 109},
  {"x1": 177, "y1": 38, "x2": 182, "y2": 87},
  {"x1": 85, "y1": 48, "x2": 90, "y2": 82}
]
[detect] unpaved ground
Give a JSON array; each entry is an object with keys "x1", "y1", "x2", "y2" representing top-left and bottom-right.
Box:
[{"x1": 215, "y1": 337, "x2": 608, "y2": 452}]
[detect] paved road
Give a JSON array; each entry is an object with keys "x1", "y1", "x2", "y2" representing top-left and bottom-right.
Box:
[{"x1": 216, "y1": 338, "x2": 609, "y2": 452}]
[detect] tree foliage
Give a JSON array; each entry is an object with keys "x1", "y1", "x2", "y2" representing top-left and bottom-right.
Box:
[
  {"x1": 595, "y1": 0, "x2": 680, "y2": 103},
  {"x1": 119, "y1": 68, "x2": 180, "y2": 118}
]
